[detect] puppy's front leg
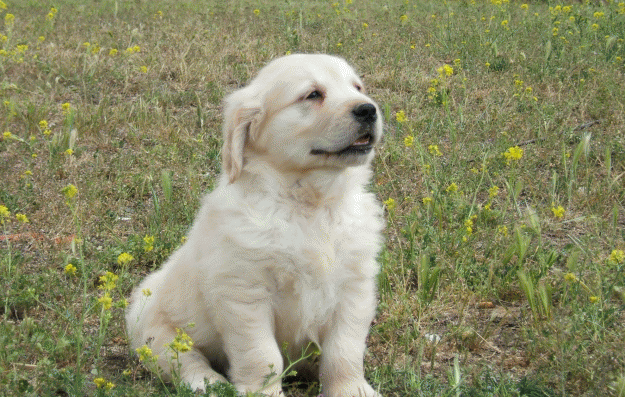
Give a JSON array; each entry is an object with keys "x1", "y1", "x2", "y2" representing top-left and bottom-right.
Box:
[
  {"x1": 320, "y1": 279, "x2": 381, "y2": 397},
  {"x1": 219, "y1": 298, "x2": 284, "y2": 396}
]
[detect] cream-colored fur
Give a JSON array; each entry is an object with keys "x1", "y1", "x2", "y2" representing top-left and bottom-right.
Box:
[{"x1": 125, "y1": 54, "x2": 384, "y2": 397}]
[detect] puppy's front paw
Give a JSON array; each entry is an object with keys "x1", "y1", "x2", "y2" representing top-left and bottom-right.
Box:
[{"x1": 325, "y1": 381, "x2": 382, "y2": 397}]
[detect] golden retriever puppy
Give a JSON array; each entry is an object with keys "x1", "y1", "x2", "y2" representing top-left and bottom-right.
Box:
[{"x1": 125, "y1": 54, "x2": 384, "y2": 397}]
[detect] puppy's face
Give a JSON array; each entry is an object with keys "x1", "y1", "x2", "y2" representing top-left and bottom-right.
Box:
[{"x1": 222, "y1": 54, "x2": 382, "y2": 181}]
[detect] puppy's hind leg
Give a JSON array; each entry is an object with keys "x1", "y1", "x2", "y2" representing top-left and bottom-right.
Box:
[{"x1": 141, "y1": 325, "x2": 228, "y2": 392}]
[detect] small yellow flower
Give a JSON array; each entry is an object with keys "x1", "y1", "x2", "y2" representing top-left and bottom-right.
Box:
[
  {"x1": 501, "y1": 20, "x2": 508, "y2": 28},
  {"x1": 609, "y1": 249, "x2": 624, "y2": 264},
  {"x1": 109, "y1": 48, "x2": 118, "y2": 56},
  {"x1": 142, "y1": 288, "x2": 152, "y2": 297},
  {"x1": 362, "y1": 22, "x2": 368, "y2": 28},
  {"x1": 395, "y1": 110, "x2": 406, "y2": 123},
  {"x1": 437, "y1": 64, "x2": 453, "y2": 77},
  {"x1": 383, "y1": 198, "x2": 396, "y2": 211},
  {"x1": 497, "y1": 225, "x2": 508, "y2": 237},
  {"x1": 132, "y1": 45, "x2": 140, "y2": 53},
  {"x1": 15, "y1": 213, "x2": 29, "y2": 223},
  {"x1": 99, "y1": 271, "x2": 119, "y2": 291},
  {"x1": 589, "y1": 296, "x2": 599, "y2": 304},
  {"x1": 4, "y1": 13, "x2": 15, "y2": 25},
  {"x1": 136, "y1": 345, "x2": 155, "y2": 362},
  {"x1": 485, "y1": 62, "x2": 491, "y2": 68},
  {"x1": 253, "y1": 9, "x2": 260, "y2": 16},
  {"x1": 564, "y1": 272, "x2": 577, "y2": 282},
  {"x1": 94, "y1": 378, "x2": 107, "y2": 388},
  {"x1": 62, "y1": 184, "x2": 78, "y2": 199},
  {"x1": 591, "y1": 23, "x2": 599, "y2": 31},
  {"x1": 400, "y1": 14, "x2": 408, "y2": 23},
  {"x1": 98, "y1": 293, "x2": 113, "y2": 310},
  {"x1": 39, "y1": 120, "x2": 48, "y2": 129},
  {"x1": 82, "y1": 42, "x2": 91, "y2": 48},
  {"x1": 38, "y1": 36, "x2": 45, "y2": 42},
  {"x1": 521, "y1": 4, "x2": 528, "y2": 10},
  {"x1": 168, "y1": 328, "x2": 194, "y2": 353},
  {"x1": 3, "y1": 131, "x2": 12, "y2": 139},
  {"x1": 551, "y1": 205, "x2": 565, "y2": 219},
  {"x1": 0, "y1": 1, "x2": 6, "y2": 10},
  {"x1": 503, "y1": 146, "x2": 523, "y2": 164},
  {"x1": 64, "y1": 264, "x2": 77, "y2": 276},
  {"x1": 488, "y1": 185, "x2": 499, "y2": 198},
  {"x1": 65, "y1": 148, "x2": 74, "y2": 156},
  {"x1": 143, "y1": 235, "x2": 155, "y2": 252},
  {"x1": 61, "y1": 103, "x2": 71, "y2": 114},
  {"x1": 139, "y1": 65, "x2": 148, "y2": 73},
  {"x1": 404, "y1": 136, "x2": 414, "y2": 147},
  {"x1": 422, "y1": 197, "x2": 433, "y2": 205},
  {"x1": 446, "y1": 183, "x2": 458, "y2": 193},
  {"x1": 117, "y1": 298, "x2": 128, "y2": 308},
  {"x1": 0, "y1": 205, "x2": 11, "y2": 219},
  {"x1": 428, "y1": 144, "x2": 442, "y2": 156},
  {"x1": 117, "y1": 252, "x2": 134, "y2": 266},
  {"x1": 44, "y1": 129, "x2": 52, "y2": 136}
]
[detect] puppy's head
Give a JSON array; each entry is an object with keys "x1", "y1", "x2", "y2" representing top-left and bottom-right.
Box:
[{"x1": 222, "y1": 54, "x2": 382, "y2": 183}]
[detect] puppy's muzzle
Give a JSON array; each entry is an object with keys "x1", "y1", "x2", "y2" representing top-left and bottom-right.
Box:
[{"x1": 352, "y1": 103, "x2": 377, "y2": 125}]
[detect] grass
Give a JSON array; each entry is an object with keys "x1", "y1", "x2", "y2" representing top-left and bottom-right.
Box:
[{"x1": 1, "y1": 0, "x2": 624, "y2": 395}]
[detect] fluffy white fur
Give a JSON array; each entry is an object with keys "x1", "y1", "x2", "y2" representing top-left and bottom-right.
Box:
[{"x1": 125, "y1": 54, "x2": 384, "y2": 397}]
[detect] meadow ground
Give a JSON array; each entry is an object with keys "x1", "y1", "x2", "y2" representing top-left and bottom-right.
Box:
[{"x1": 1, "y1": 0, "x2": 624, "y2": 396}]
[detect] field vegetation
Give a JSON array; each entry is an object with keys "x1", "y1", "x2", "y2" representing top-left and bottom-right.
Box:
[{"x1": 1, "y1": 0, "x2": 624, "y2": 395}]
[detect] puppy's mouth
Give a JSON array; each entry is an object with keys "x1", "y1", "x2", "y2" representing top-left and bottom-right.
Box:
[{"x1": 310, "y1": 133, "x2": 374, "y2": 156}]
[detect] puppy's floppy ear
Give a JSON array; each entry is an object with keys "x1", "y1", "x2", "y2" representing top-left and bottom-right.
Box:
[{"x1": 221, "y1": 88, "x2": 263, "y2": 183}]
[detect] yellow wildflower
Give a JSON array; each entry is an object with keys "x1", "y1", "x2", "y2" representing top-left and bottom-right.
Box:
[
  {"x1": 0, "y1": 205, "x2": 10, "y2": 219},
  {"x1": 117, "y1": 252, "x2": 134, "y2": 266},
  {"x1": 428, "y1": 144, "x2": 442, "y2": 156},
  {"x1": 62, "y1": 184, "x2": 78, "y2": 199},
  {"x1": 143, "y1": 235, "x2": 155, "y2": 252},
  {"x1": 564, "y1": 272, "x2": 577, "y2": 282},
  {"x1": 551, "y1": 205, "x2": 565, "y2": 219},
  {"x1": 589, "y1": 296, "x2": 599, "y2": 304},
  {"x1": 99, "y1": 271, "x2": 119, "y2": 291},
  {"x1": 94, "y1": 378, "x2": 107, "y2": 388},
  {"x1": 39, "y1": 120, "x2": 48, "y2": 129},
  {"x1": 136, "y1": 345, "x2": 155, "y2": 362},
  {"x1": 395, "y1": 110, "x2": 406, "y2": 123},
  {"x1": 488, "y1": 185, "x2": 499, "y2": 198},
  {"x1": 15, "y1": 213, "x2": 29, "y2": 223},
  {"x1": 383, "y1": 198, "x2": 396, "y2": 211},
  {"x1": 404, "y1": 136, "x2": 414, "y2": 147},
  {"x1": 142, "y1": 288, "x2": 152, "y2": 297},
  {"x1": 437, "y1": 64, "x2": 453, "y2": 77},
  {"x1": 64, "y1": 264, "x2": 77, "y2": 276},
  {"x1": 98, "y1": 293, "x2": 113, "y2": 310},
  {"x1": 497, "y1": 225, "x2": 508, "y2": 237},
  {"x1": 140, "y1": 65, "x2": 148, "y2": 73},
  {"x1": 400, "y1": 14, "x2": 408, "y2": 23},
  {"x1": 4, "y1": 13, "x2": 15, "y2": 25},
  {"x1": 61, "y1": 102, "x2": 71, "y2": 114},
  {"x1": 446, "y1": 183, "x2": 458, "y2": 193},
  {"x1": 503, "y1": 146, "x2": 523, "y2": 164},
  {"x1": 65, "y1": 148, "x2": 74, "y2": 156},
  {"x1": 253, "y1": 9, "x2": 260, "y2": 16},
  {"x1": 0, "y1": 1, "x2": 6, "y2": 10},
  {"x1": 3, "y1": 131, "x2": 12, "y2": 139},
  {"x1": 422, "y1": 197, "x2": 433, "y2": 205},
  {"x1": 168, "y1": 328, "x2": 194, "y2": 353},
  {"x1": 609, "y1": 249, "x2": 625, "y2": 264}
]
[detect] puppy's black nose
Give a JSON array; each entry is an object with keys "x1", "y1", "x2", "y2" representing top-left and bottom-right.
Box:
[{"x1": 352, "y1": 103, "x2": 377, "y2": 124}]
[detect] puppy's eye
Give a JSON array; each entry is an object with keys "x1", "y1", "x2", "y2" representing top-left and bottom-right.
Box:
[
  {"x1": 305, "y1": 90, "x2": 323, "y2": 100},
  {"x1": 354, "y1": 84, "x2": 363, "y2": 92}
]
